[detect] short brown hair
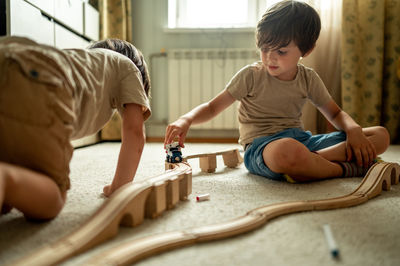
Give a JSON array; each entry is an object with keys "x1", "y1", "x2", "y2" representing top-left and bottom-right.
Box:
[
  {"x1": 256, "y1": 0, "x2": 321, "y2": 55},
  {"x1": 89, "y1": 39, "x2": 151, "y2": 97}
]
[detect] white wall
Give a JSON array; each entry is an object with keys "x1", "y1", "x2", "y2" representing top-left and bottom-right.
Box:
[{"x1": 131, "y1": 0, "x2": 257, "y2": 137}]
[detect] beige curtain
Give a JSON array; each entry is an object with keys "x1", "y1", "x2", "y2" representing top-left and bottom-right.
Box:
[
  {"x1": 341, "y1": 0, "x2": 400, "y2": 143},
  {"x1": 300, "y1": 0, "x2": 342, "y2": 133},
  {"x1": 95, "y1": 0, "x2": 133, "y2": 140}
]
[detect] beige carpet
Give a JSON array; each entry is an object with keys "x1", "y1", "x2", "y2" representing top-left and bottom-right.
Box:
[{"x1": 1, "y1": 143, "x2": 400, "y2": 266}]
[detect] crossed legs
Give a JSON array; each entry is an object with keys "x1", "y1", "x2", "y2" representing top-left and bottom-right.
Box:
[
  {"x1": 0, "y1": 162, "x2": 66, "y2": 220},
  {"x1": 263, "y1": 126, "x2": 390, "y2": 182}
]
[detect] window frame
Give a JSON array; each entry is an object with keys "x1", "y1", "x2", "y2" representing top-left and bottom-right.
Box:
[{"x1": 167, "y1": 0, "x2": 270, "y2": 30}]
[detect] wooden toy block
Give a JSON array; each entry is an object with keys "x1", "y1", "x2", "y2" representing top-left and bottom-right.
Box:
[
  {"x1": 145, "y1": 181, "x2": 167, "y2": 219},
  {"x1": 222, "y1": 149, "x2": 243, "y2": 168},
  {"x1": 179, "y1": 173, "x2": 192, "y2": 200},
  {"x1": 166, "y1": 176, "x2": 180, "y2": 209},
  {"x1": 199, "y1": 154, "x2": 217, "y2": 173},
  {"x1": 83, "y1": 162, "x2": 400, "y2": 266}
]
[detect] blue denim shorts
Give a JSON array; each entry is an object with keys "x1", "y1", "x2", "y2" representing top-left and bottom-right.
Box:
[{"x1": 244, "y1": 128, "x2": 346, "y2": 181}]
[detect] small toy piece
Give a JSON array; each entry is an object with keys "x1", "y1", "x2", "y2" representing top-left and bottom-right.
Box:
[
  {"x1": 166, "y1": 142, "x2": 183, "y2": 163},
  {"x1": 323, "y1": 224, "x2": 340, "y2": 258},
  {"x1": 196, "y1": 193, "x2": 210, "y2": 202}
]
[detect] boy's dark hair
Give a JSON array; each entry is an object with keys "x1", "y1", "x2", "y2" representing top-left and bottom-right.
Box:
[
  {"x1": 256, "y1": 0, "x2": 321, "y2": 55},
  {"x1": 89, "y1": 39, "x2": 151, "y2": 97}
]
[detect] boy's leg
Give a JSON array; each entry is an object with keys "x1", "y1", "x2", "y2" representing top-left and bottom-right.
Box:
[
  {"x1": 0, "y1": 162, "x2": 66, "y2": 220},
  {"x1": 315, "y1": 126, "x2": 390, "y2": 162},
  {"x1": 262, "y1": 126, "x2": 390, "y2": 182},
  {"x1": 263, "y1": 138, "x2": 342, "y2": 182}
]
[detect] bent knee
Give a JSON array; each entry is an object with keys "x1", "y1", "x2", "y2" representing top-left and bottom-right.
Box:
[
  {"x1": 369, "y1": 126, "x2": 390, "y2": 154},
  {"x1": 2, "y1": 164, "x2": 67, "y2": 220},
  {"x1": 25, "y1": 193, "x2": 66, "y2": 221},
  {"x1": 377, "y1": 126, "x2": 390, "y2": 150},
  {"x1": 33, "y1": 189, "x2": 66, "y2": 220},
  {"x1": 46, "y1": 191, "x2": 66, "y2": 218},
  {"x1": 263, "y1": 138, "x2": 309, "y2": 172}
]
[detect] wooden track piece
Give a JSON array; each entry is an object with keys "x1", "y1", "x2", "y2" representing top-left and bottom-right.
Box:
[
  {"x1": 183, "y1": 148, "x2": 243, "y2": 173},
  {"x1": 83, "y1": 162, "x2": 400, "y2": 266},
  {"x1": 10, "y1": 163, "x2": 192, "y2": 266},
  {"x1": 200, "y1": 154, "x2": 217, "y2": 173},
  {"x1": 165, "y1": 163, "x2": 193, "y2": 201},
  {"x1": 145, "y1": 181, "x2": 167, "y2": 219},
  {"x1": 222, "y1": 149, "x2": 243, "y2": 168},
  {"x1": 166, "y1": 175, "x2": 180, "y2": 209},
  {"x1": 179, "y1": 173, "x2": 192, "y2": 200}
]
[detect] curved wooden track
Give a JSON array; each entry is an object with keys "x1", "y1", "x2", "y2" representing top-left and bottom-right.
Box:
[
  {"x1": 10, "y1": 149, "x2": 242, "y2": 266},
  {"x1": 83, "y1": 162, "x2": 400, "y2": 266},
  {"x1": 11, "y1": 162, "x2": 193, "y2": 266}
]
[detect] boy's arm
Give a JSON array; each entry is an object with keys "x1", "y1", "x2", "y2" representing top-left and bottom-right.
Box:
[
  {"x1": 164, "y1": 89, "x2": 236, "y2": 147},
  {"x1": 318, "y1": 99, "x2": 376, "y2": 166},
  {"x1": 103, "y1": 103, "x2": 145, "y2": 196}
]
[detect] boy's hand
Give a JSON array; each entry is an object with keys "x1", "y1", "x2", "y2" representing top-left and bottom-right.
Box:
[
  {"x1": 103, "y1": 185, "x2": 113, "y2": 197},
  {"x1": 346, "y1": 127, "x2": 376, "y2": 167},
  {"x1": 103, "y1": 179, "x2": 131, "y2": 197},
  {"x1": 164, "y1": 117, "x2": 191, "y2": 148}
]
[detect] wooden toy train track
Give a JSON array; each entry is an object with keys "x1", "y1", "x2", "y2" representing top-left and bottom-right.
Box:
[
  {"x1": 83, "y1": 161, "x2": 400, "y2": 265},
  {"x1": 10, "y1": 149, "x2": 243, "y2": 266},
  {"x1": 10, "y1": 149, "x2": 400, "y2": 266}
]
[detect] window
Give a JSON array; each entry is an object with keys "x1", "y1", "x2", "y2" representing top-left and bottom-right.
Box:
[{"x1": 168, "y1": 0, "x2": 282, "y2": 29}]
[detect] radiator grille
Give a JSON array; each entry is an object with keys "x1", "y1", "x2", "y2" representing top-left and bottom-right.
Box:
[{"x1": 167, "y1": 48, "x2": 259, "y2": 129}]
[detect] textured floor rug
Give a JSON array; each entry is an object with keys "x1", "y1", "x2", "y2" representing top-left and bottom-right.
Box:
[{"x1": 1, "y1": 143, "x2": 399, "y2": 266}]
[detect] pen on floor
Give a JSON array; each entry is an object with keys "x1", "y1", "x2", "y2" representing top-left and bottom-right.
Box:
[{"x1": 323, "y1": 224, "x2": 340, "y2": 258}]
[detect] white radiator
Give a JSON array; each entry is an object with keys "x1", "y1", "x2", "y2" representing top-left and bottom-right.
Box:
[{"x1": 167, "y1": 48, "x2": 259, "y2": 129}]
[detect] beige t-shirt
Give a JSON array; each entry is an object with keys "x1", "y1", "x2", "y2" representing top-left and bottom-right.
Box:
[
  {"x1": 0, "y1": 36, "x2": 151, "y2": 140},
  {"x1": 226, "y1": 61, "x2": 331, "y2": 146}
]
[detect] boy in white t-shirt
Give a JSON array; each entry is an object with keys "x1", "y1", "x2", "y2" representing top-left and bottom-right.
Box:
[{"x1": 164, "y1": 0, "x2": 389, "y2": 182}]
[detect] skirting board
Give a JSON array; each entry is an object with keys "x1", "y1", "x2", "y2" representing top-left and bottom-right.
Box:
[{"x1": 71, "y1": 133, "x2": 100, "y2": 148}]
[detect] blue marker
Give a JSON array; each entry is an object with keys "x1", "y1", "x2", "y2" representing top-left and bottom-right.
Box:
[{"x1": 323, "y1": 224, "x2": 340, "y2": 258}]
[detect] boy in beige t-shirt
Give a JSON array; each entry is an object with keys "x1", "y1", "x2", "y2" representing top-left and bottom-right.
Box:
[
  {"x1": 0, "y1": 37, "x2": 150, "y2": 220},
  {"x1": 164, "y1": 0, "x2": 389, "y2": 182}
]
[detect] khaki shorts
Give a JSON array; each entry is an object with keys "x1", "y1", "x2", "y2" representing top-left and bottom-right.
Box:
[{"x1": 0, "y1": 55, "x2": 75, "y2": 192}]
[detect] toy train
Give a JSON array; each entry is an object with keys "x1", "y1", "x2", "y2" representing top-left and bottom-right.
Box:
[{"x1": 165, "y1": 142, "x2": 183, "y2": 163}]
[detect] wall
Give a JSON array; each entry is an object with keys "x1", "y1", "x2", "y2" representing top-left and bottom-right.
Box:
[
  {"x1": 131, "y1": 0, "x2": 257, "y2": 138},
  {"x1": 130, "y1": 0, "x2": 339, "y2": 139}
]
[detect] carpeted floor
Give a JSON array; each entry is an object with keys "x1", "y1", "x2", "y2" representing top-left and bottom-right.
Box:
[{"x1": 1, "y1": 143, "x2": 400, "y2": 266}]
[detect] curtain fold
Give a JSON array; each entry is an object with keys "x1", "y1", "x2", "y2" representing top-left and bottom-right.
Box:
[
  {"x1": 300, "y1": 0, "x2": 342, "y2": 133},
  {"x1": 99, "y1": 0, "x2": 132, "y2": 41},
  {"x1": 341, "y1": 0, "x2": 400, "y2": 143},
  {"x1": 96, "y1": 0, "x2": 132, "y2": 140}
]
